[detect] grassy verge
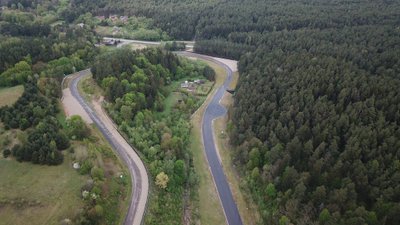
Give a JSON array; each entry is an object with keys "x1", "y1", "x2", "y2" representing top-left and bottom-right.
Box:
[
  {"x1": 190, "y1": 60, "x2": 226, "y2": 225},
  {"x1": 77, "y1": 74, "x2": 131, "y2": 225},
  {"x1": 56, "y1": 100, "x2": 67, "y2": 128},
  {"x1": 213, "y1": 71, "x2": 261, "y2": 225},
  {"x1": 0, "y1": 85, "x2": 24, "y2": 107},
  {"x1": 80, "y1": 125, "x2": 131, "y2": 225},
  {"x1": 78, "y1": 74, "x2": 104, "y2": 102}
]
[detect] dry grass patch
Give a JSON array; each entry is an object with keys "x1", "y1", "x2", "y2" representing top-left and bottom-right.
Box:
[
  {"x1": 79, "y1": 74, "x2": 104, "y2": 100},
  {"x1": 0, "y1": 85, "x2": 24, "y2": 107}
]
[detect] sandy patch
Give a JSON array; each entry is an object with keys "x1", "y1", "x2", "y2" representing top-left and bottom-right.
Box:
[
  {"x1": 211, "y1": 57, "x2": 238, "y2": 72},
  {"x1": 129, "y1": 43, "x2": 147, "y2": 50},
  {"x1": 61, "y1": 89, "x2": 93, "y2": 124}
]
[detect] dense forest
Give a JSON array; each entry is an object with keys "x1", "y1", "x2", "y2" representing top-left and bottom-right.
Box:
[
  {"x1": 232, "y1": 50, "x2": 400, "y2": 224},
  {"x1": 225, "y1": 1, "x2": 400, "y2": 225},
  {"x1": 0, "y1": 6, "x2": 97, "y2": 75},
  {"x1": 42, "y1": 0, "x2": 399, "y2": 59},
  {"x1": 91, "y1": 47, "x2": 214, "y2": 224}
]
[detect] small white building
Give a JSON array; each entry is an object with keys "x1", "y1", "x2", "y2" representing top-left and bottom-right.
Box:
[{"x1": 181, "y1": 81, "x2": 189, "y2": 88}]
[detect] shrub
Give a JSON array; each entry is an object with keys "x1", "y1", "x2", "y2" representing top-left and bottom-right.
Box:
[{"x1": 3, "y1": 149, "x2": 11, "y2": 158}]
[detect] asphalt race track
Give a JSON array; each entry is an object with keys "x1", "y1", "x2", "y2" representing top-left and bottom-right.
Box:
[
  {"x1": 66, "y1": 50, "x2": 243, "y2": 225},
  {"x1": 178, "y1": 52, "x2": 244, "y2": 225},
  {"x1": 67, "y1": 70, "x2": 148, "y2": 225}
]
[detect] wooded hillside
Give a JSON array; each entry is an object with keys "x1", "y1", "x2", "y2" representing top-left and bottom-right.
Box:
[{"x1": 227, "y1": 1, "x2": 400, "y2": 225}]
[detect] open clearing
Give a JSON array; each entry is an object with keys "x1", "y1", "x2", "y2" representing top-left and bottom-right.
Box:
[
  {"x1": 0, "y1": 155, "x2": 86, "y2": 225},
  {"x1": 0, "y1": 85, "x2": 24, "y2": 107},
  {"x1": 214, "y1": 71, "x2": 261, "y2": 225}
]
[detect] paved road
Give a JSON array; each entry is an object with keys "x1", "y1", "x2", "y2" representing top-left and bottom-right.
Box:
[
  {"x1": 65, "y1": 51, "x2": 242, "y2": 225},
  {"x1": 178, "y1": 52, "x2": 244, "y2": 225},
  {"x1": 66, "y1": 69, "x2": 149, "y2": 225}
]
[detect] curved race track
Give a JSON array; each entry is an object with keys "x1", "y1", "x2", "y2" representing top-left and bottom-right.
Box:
[
  {"x1": 178, "y1": 52, "x2": 244, "y2": 225},
  {"x1": 67, "y1": 70, "x2": 149, "y2": 225},
  {"x1": 64, "y1": 49, "x2": 243, "y2": 225}
]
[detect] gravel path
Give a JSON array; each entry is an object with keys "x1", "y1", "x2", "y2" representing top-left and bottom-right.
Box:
[{"x1": 61, "y1": 87, "x2": 93, "y2": 124}]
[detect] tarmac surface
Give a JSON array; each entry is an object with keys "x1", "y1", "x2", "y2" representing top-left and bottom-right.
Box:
[{"x1": 64, "y1": 69, "x2": 149, "y2": 225}]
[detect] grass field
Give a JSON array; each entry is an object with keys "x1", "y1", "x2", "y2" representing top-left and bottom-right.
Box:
[
  {"x1": 0, "y1": 155, "x2": 86, "y2": 225},
  {"x1": 0, "y1": 79, "x2": 130, "y2": 225},
  {"x1": 162, "y1": 92, "x2": 184, "y2": 116},
  {"x1": 0, "y1": 85, "x2": 24, "y2": 107},
  {"x1": 190, "y1": 60, "x2": 226, "y2": 225},
  {"x1": 214, "y1": 71, "x2": 261, "y2": 225}
]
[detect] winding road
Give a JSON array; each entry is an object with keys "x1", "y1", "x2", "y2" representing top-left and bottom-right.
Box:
[
  {"x1": 178, "y1": 52, "x2": 244, "y2": 225},
  {"x1": 64, "y1": 69, "x2": 149, "y2": 225},
  {"x1": 63, "y1": 40, "x2": 243, "y2": 225}
]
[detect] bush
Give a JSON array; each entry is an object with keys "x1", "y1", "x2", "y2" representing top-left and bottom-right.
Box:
[
  {"x1": 66, "y1": 115, "x2": 90, "y2": 140},
  {"x1": 91, "y1": 166, "x2": 105, "y2": 181},
  {"x1": 79, "y1": 160, "x2": 93, "y2": 175},
  {"x1": 3, "y1": 149, "x2": 11, "y2": 158}
]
